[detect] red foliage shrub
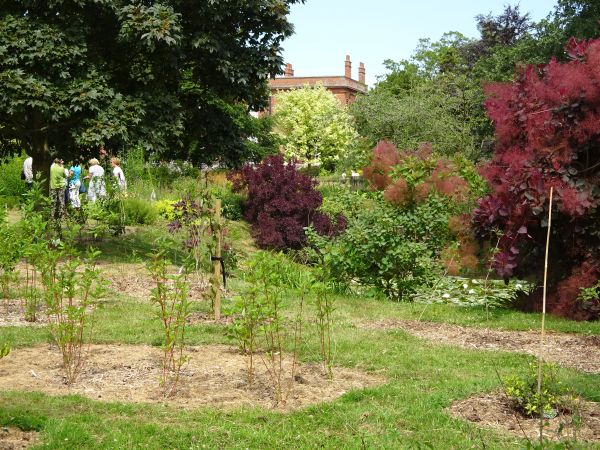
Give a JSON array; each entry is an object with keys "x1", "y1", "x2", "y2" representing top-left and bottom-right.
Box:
[
  {"x1": 363, "y1": 140, "x2": 400, "y2": 190},
  {"x1": 553, "y1": 262, "x2": 599, "y2": 321},
  {"x1": 230, "y1": 155, "x2": 346, "y2": 250},
  {"x1": 472, "y1": 38, "x2": 600, "y2": 320},
  {"x1": 383, "y1": 178, "x2": 409, "y2": 205},
  {"x1": 364, "y1": 141, "x2": 474, "y2": 207}
]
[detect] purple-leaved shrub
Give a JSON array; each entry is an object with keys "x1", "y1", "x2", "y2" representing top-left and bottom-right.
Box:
[{"x1": 230, "y1": 155, "x2": 346, "y2": 250}]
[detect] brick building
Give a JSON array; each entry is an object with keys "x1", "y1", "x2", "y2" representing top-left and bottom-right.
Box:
[{"x1": 264, "y1": 55, "x2": 367, "y2": 114}]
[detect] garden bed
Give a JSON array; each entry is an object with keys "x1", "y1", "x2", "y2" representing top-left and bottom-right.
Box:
[
  {"x1": 362, "y1": 319, "x2": 600, "y2": 373},
  {"x1": 0, "y1": 426, "x2": 39, "y2": 450},
  {"x1": 99, "y1": 262, "x2": 209, "y2": 301},
  {"x1": 0, "y1": 344, "x2": 384, "y2": 411},
  {"x1": 0, "y1": 300, "x2": 46, "y2": 328},
  {"x1": 450, "y1": 391, "x2": 600, "y2": 443}
]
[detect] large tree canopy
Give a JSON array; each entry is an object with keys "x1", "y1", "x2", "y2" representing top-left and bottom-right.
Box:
[{"x1": 0, "y1": 0, "x2": 302, "y2": 177}]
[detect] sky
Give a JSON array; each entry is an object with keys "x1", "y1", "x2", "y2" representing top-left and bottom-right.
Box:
[{"x1": 281, "y1": 0, "x2": 558, "y2": 87}]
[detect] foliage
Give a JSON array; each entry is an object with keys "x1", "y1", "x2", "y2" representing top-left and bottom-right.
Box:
[
  {"x1": 472, "y1": 38, "x2": 600, "y2": 320},
  {"x1": 574, "y1": 280, "x2": 600, "y2": 322},
  {"x1": 155, "y1": 199, "x2": 178, "y2": 221},
  {"x1": 229, "y1": 251, "x2": 290, "y2": 403},
  {"x1": 0, "y1": 154, "x2": 26, "y2": 198},
  {"x1": 503, "y1": 363, "x2": 566, "y2": 418},
  {"x1": 363, "y1": 141, "x2": 485, "y2": 211},
  {"x1": 230, "y1": 155, "x2": 346, "y2": 250},
  {"x1": 122, "y1": 198, "x2": 157, "y2": 226},
  {"x1": 208, "y1": 184, "x2": 244, "y2": 221},
  {"x1": 350, "y1": 76, "x2": 487, "y2": 159},
  {"x1": 413, "y1": 276, "x2": 534, "y2": 308},
  {"x1": 40, "y1": 246, "x2": 104, "y2": 384},
  {"x1": 147, "y1": 247, "x2": 191, "y2": 397},
  {"x1": 0, "y1": 0, "x2": 303, "y2": 178},
  {"x1": 273, "y1": 84, "x2": 357, "y2": 170},
  {"x1": 0, "y1": 206, "x2": 22, "y2": 298},
  {"x1": 313, "y1": 203, "x2": 441, "y2": 300},
  {"x1": 0, "y1": 344, "x2": 8, "y2": 359}
]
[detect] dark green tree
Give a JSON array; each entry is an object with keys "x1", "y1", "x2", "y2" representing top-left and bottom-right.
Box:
[{"x1": 0, "y1": 1, "x2": 301, "y2": 180}]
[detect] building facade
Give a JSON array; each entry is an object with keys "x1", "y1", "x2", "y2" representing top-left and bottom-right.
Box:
[{"x1": 265, "y1": 55, "x2": 367, "y2": 114}]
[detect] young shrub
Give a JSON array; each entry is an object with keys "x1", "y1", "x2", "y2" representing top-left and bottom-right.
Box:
[
  {"x1": 313, "y1": 278, "x2": 335, "y2": 379},
  {"x1": 503, "y1": 363, "x2": 566, "y2": 418},
  {"x1": 472, "y1": 38, "x2": 600, "y2": 320},
  {"x1": 322, "y1": 204, "x2": 441, "y2": 300},
  {"x1": 0, "y1": 208, "x2": 22, "y2": 299},
  {"x1": 147, "y1": 248, "x2": 191, "y2": 397},
  {"x1": 230, "y1": 155, "x2": 346, "y2": 250},
  {"x1": 122, "y1": 198, "x2": 158, "y2": 225},
  {"x1": 41, "y1": 247, "x2": 104, "y2": 384}
]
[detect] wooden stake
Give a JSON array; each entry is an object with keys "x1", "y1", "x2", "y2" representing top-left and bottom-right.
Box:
[
  {"x1": 212, "y1": 199, "x2": 222, "y2": 321},
  {"x1": 537, "y1": 186, "x2": 553, "y2": 444}
]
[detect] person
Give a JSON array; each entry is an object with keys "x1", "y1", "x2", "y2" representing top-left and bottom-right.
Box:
[
  {"x1": 23, "y1": 156, "x2": 33, "y2": 189},
  {"x1": 49, "y1": 158, "x2": 66, "y2": 219},
  {"x1": 68, "y1": 162, "x2": 82, "y2": 209},
  {"x1": 111, "y1": 157, "x2": 127, "y2": 190},
  {"x1": 86, "y1": 158, "x2": 106, "y2": 202},
  {"x1": 63, "y1": 160, "x2": 70, "y2": 206}
]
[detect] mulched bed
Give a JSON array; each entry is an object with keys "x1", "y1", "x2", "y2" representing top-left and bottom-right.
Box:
[
  {"x1": 0, "y1": 427, "x2": 39, "y2": 450},
  {"x1": 361, "y1": 319, "x2": 600, "y2": 374},
  {"x1": 450, "y1": 391, "x2": 600, "y2": 443},
  {"x1": 0, "y1": 344, "x2": 384, "y2": 411}
]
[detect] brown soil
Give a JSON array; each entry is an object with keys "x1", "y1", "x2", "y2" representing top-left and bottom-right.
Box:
[
  {"x1": 362, "y1": 319, "x2": 600, "y2": 374},
  {"x1": 0, "y1": 427, "x2": 39, "y2": 450},
  {"x1": 0, "y1": 344, "x2": 384, "y2": 411},
  {"x1": 0, "y1": 300, "x2": 46, "y2": 328},
  {"x1": 450, "y1": 391, "x2": 600, "y2": 443},
  {"x1": 186, "y1": 312, "x2": 237, "y2": 326},
  {"x1": 99, "y1": 262, "x2": 209, "y2": 301}
]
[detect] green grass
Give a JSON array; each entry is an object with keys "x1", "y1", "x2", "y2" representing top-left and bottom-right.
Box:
[{"x1": 0, "y1": 222, "x2": 599, "y2": 449}]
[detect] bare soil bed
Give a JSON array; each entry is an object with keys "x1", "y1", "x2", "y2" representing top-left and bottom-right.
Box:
[
  {"x1": 0, "y1": 427, "x2": 39, "y2": 450},
  {"x1": 362, "y1": 319, "x2": 600, "y2": 374},
  {"x1": 0, "y1": 344, "x2": 384, "y2": 411},
  {"x1": 450, "y1": 391, "x2": 600, "y2": 443},
  {"x1": 99, "y1": 262, "x2": 209, "y2": 301},
  {"x1": 0, "y1": 300, "x2": 45, "y2": 328}
]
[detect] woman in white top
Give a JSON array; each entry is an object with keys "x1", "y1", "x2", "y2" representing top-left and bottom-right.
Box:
[
  {"x1": 86, "y1": 158, "x2": 106, "y2": 202},
  {"x1": 111, "y1": 157, "x2": 127, "y2": 190}
]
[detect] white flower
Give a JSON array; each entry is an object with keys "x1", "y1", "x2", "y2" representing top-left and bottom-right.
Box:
[
  {"x1": 516, "y1": 283, "x2": 523, "y2": 290},
  {"x1": 463, "y1": 283, "x2": 468, "y2": 289},
  {"x1": 442, "y1": 293, "x2": 450, "y2": 298},
  {"x1": 471, "y1": 279, "x2": 479, "y2": 284},
  {"x1": 468, "y1": 289, "x2": 476, "y2": 294}
]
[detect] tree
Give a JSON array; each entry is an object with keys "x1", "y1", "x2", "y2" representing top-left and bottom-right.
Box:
[
  {"x1": 273, "y1": 84, "x2": 357, "y2": 170},
  {"x1": 350, "y1": 73, "x2": 487, "y2": 159},
  {"x1": 472, "y1": 38, "x2": 600, "y2": 320},
  {"x1": 0, "y1": 0, "x2": 303, "y2": 181}
]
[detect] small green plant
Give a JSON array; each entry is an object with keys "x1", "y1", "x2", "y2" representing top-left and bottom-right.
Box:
[
  {"x1": 0, "y1": 209, "x2": 21, "y2": 299},
  {"x1": 503, "y1": 362, "x2": 565, "y2": 418},
  {"x1": 313, "y1": 280, "x2": 335, "y2": 379},
  {"x1": 122, "y1": 197, "x2": 157, "y2": 225},
  {"x1": 229, "y1": 251, "x2": 304, "y2": 405},
  {"x1": 412, "y1": 276, "x2": 533, "y2": 308},
  {"x1": 147, "y1": 248, "x2": 191, "y2": 397},
  {"x1": 0, "y1": 344, "x2": 9, "y2": 359},
  {"x1": 41, "y1": 246, "x2": 104, "y2": 384}
]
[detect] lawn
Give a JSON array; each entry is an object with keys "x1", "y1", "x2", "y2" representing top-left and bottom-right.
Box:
[{"x1": 0, "y1": 221, "x2": 599, "y2": 449}]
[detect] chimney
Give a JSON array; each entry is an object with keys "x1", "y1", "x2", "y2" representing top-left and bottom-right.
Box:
[
  {"x1": 284, "y1": 63, "x2": 294, "y2": 77},
  {"x1": 358, "y1": 62, "x2": 366, "y2": 84},
  {"x1": 345, "y1": 55, "x2": 351, "y2": 78}
]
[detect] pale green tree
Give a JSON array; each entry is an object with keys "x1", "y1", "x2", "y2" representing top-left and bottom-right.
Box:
[{"x1": 273, "y1": 84, "x2": 357, "y2": 170}]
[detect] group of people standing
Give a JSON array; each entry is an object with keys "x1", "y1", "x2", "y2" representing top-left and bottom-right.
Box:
[{"x1": 24, "y1": 155, "x2": 126, "y2": 219}]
